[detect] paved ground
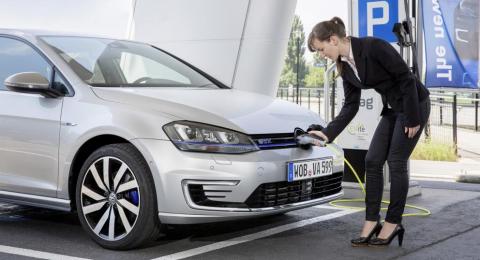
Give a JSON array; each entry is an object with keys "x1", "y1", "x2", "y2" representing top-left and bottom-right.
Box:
[
  {"x1": 0, "y1": 181, "x2": 479, "y2": 260},
  {"x1": 411, "y1": 159, "x2": 480, "y2": 181}
]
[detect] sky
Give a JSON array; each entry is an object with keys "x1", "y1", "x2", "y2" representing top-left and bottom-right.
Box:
[{"x1": 295, "y1": 0, "x2": 349, "y2": 62}]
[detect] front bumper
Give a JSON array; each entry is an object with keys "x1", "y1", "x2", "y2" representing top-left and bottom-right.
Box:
[
  {"x1": 134, "y1": 139, "x2": 344, "y2": 224},
  {"x1": 158, "y1": 191, "x2": 344, "y2": 224}
]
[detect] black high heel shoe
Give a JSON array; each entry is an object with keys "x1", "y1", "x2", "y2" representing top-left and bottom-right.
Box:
[
  {"x1": 351, "y1": 221, "x2": 382, "y2": 247},
  {"x1": 369, "y1": 223, "x2": 405, "y2": 247}
]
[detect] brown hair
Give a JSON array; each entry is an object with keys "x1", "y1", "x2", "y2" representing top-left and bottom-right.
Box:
[{"x1": 307, "y1": 17, "x2": 347, "y2": 74}]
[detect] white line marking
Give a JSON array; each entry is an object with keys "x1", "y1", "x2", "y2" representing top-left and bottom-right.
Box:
[
  {"x1": 0, "y1": 245, "x2": 91, "y2": 260},
  {"x1": 153, "y1": 209, "x2": 359, "y2": 260},
  {"x1": 313, "y1": 204, "x2": 341, "y2": 210}
]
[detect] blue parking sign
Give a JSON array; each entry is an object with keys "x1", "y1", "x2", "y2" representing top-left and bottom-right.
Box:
[{"x1": 359, "y1": 0, "x2": 398, "y2": 42}]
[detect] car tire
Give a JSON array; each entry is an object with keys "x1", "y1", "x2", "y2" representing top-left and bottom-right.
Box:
[{"x1": 75, "y1": 143, "x2": 161, "y2": 250}]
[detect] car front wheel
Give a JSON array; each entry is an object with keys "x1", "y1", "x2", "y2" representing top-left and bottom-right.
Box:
[{"x1": 76, "y1": 143, "x2": 160, "y2": 250}]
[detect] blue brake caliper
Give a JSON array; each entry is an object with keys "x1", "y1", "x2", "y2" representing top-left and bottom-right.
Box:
[{"x1": 128, "y1": 190, "x2": 139, "y2": 206}]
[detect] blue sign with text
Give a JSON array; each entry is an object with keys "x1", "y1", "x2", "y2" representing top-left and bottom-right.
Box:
[
  {"x1": 359, "y1": 0, "x2": 398, "y2": 42},
  {"x1": 422, "y1": 0, "x2": 478, "y2": 88}
]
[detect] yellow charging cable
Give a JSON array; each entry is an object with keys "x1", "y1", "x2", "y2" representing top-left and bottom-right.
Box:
[{"x1": 326, "y1": 144, "x2": 431, "y2": 217}]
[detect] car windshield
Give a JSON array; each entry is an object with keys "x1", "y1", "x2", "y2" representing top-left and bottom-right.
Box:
[{"x1": 40, "y1": 36, "x2": 219, "y2": 88}]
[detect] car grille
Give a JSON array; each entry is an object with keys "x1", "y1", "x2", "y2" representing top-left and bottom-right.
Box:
[
  {"x1": 250, "y1": 133, "x2": 297, "y2": 150},
  {"x1": 187, "y1": 171, "x2": 343, "y2": 209},
  {"x1": 245, "y1": 171, "x2": 343, "y2": 208}
]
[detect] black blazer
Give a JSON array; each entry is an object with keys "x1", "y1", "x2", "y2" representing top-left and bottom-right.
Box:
[{"x1": 316, "y1": 36, "x2": 430, "y2": 142}]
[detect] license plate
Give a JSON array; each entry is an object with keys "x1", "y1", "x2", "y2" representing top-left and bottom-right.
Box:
[{"x1": 287, "y1": 157, "x2": 333, "y2": 182}]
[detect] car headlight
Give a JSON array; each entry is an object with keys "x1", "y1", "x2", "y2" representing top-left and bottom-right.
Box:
[{"x1": 163, "y1": 121, "x2": 259, "y2": 154}]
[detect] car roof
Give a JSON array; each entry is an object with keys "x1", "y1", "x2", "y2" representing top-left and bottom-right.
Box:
[{"x1": 0, "y1": 28, "x2": 125, "y2": 42}]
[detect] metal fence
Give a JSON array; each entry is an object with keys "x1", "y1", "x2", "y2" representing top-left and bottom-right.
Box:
[
  {"x1": 276, "y1": 87, "x2": 480, "y2": 154},
  {"x1": 424, "y1": 91, "x2": 480, "y2": 153},
  {"x1": 276, "y1": 86, "x2": 338, "y2": 120},
  {"x1": 277, "y1": 87, "x2": 325, "y2": 115}
]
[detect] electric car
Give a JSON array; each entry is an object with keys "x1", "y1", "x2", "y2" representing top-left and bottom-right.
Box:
[{"x1": 0, "y1": 29, "x2": 344, "y2": 249}]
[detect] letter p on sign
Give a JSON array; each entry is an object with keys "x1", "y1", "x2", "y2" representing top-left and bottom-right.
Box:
[
  {"x1": 367, "y1": 1, "x2": 389, "y2": 35},
  {"x1": 359, "y1": 0, "x2": 398, "y2": 43}
]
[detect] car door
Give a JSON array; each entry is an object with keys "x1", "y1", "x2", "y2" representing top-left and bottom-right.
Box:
[{"x1": 0, "y1": 36, "x2": 63, "y2": 197}]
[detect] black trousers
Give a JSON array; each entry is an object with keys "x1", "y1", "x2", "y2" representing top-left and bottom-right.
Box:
[{"x1": 365, "y1": 98, "x2": 430, "y2": 224}]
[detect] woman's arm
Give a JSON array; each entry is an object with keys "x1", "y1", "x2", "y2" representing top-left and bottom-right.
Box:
[{"x1": 312, "y1": 79, "x2": 361, "y2": 143}]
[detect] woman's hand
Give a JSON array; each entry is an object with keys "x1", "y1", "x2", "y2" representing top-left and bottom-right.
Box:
[
  {"x1": 308, "y1": 130, "x2": 329, "y2": 144},
  {"x1": 405, "y1": 125, "x2": 420, "y2": 138}
]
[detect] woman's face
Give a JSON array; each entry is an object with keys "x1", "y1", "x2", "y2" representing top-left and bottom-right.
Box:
[{"x1": 312, "y1": 37, "x2": 340, "y2": 61}]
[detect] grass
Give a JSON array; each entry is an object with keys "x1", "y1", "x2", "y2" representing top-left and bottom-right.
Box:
[{"x1": 411, "y1": 140, "x2": 458, "y2": 162}]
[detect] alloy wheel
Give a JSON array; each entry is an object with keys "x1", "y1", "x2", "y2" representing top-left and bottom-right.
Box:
[{"x1": 80, "y1": 156, "x2": 141, "y2": 241}]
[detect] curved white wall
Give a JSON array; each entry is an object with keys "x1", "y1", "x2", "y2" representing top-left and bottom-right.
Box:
[
  {"x1": 231, "y1": 0, "x2": 297, "y2": 96},
  {"x1": 130, "y1": 0, "x2": 249, "y2": 89}
]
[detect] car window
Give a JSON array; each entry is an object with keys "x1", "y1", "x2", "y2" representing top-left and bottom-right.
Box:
[
  {"x1": 117, "y1": 52, "x2": 191, "y2": 85},
  {"x1": 52, "y1": 70, "x2": 70, "y2": 95},
  {"x1": 0, "y1": 37, "x2": 52, "y2": 91},
  {"x1": 41, "y1": 36, "x2": 217, "y2": 88}
]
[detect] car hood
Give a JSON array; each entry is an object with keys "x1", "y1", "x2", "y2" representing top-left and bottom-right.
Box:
[{"x1": 91, "y1": 87, "x2": 324, "y2": 134}]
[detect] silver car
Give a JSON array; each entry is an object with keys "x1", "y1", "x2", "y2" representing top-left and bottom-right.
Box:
[{"x1": 0, "y1": 30, "x2": 344, "y2": 249}]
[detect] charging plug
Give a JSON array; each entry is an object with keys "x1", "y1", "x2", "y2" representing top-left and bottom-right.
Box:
[{"x1": 296, "y1": 134, "x2": 327, "y2": 148}]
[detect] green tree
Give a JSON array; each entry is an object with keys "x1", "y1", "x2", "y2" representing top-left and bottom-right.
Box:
[
  {"x1": 279, "y1": 15, "x2": 307, "y2": 87},
  {"x1": 279, "y1": 67, "x2": 296, "y2": 87},
  {"x1": 304, "y1": 52, "x2": 328, "y2": 87},
  {"x1": 305, "y1": 65, "x2": 325, "y2": 87},
  {"x1": 312, "y1": 52, "x2": 327, "y2": 67}
]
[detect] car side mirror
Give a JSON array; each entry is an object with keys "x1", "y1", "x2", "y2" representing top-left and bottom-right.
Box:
[{"x1": 4, "y1": 72, "x2": 63, "y2": 98}]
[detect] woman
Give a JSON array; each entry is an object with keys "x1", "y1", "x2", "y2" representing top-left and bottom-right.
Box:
[{"x1": 307, "y1": 17, "x2": 430, "y2": 247}]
